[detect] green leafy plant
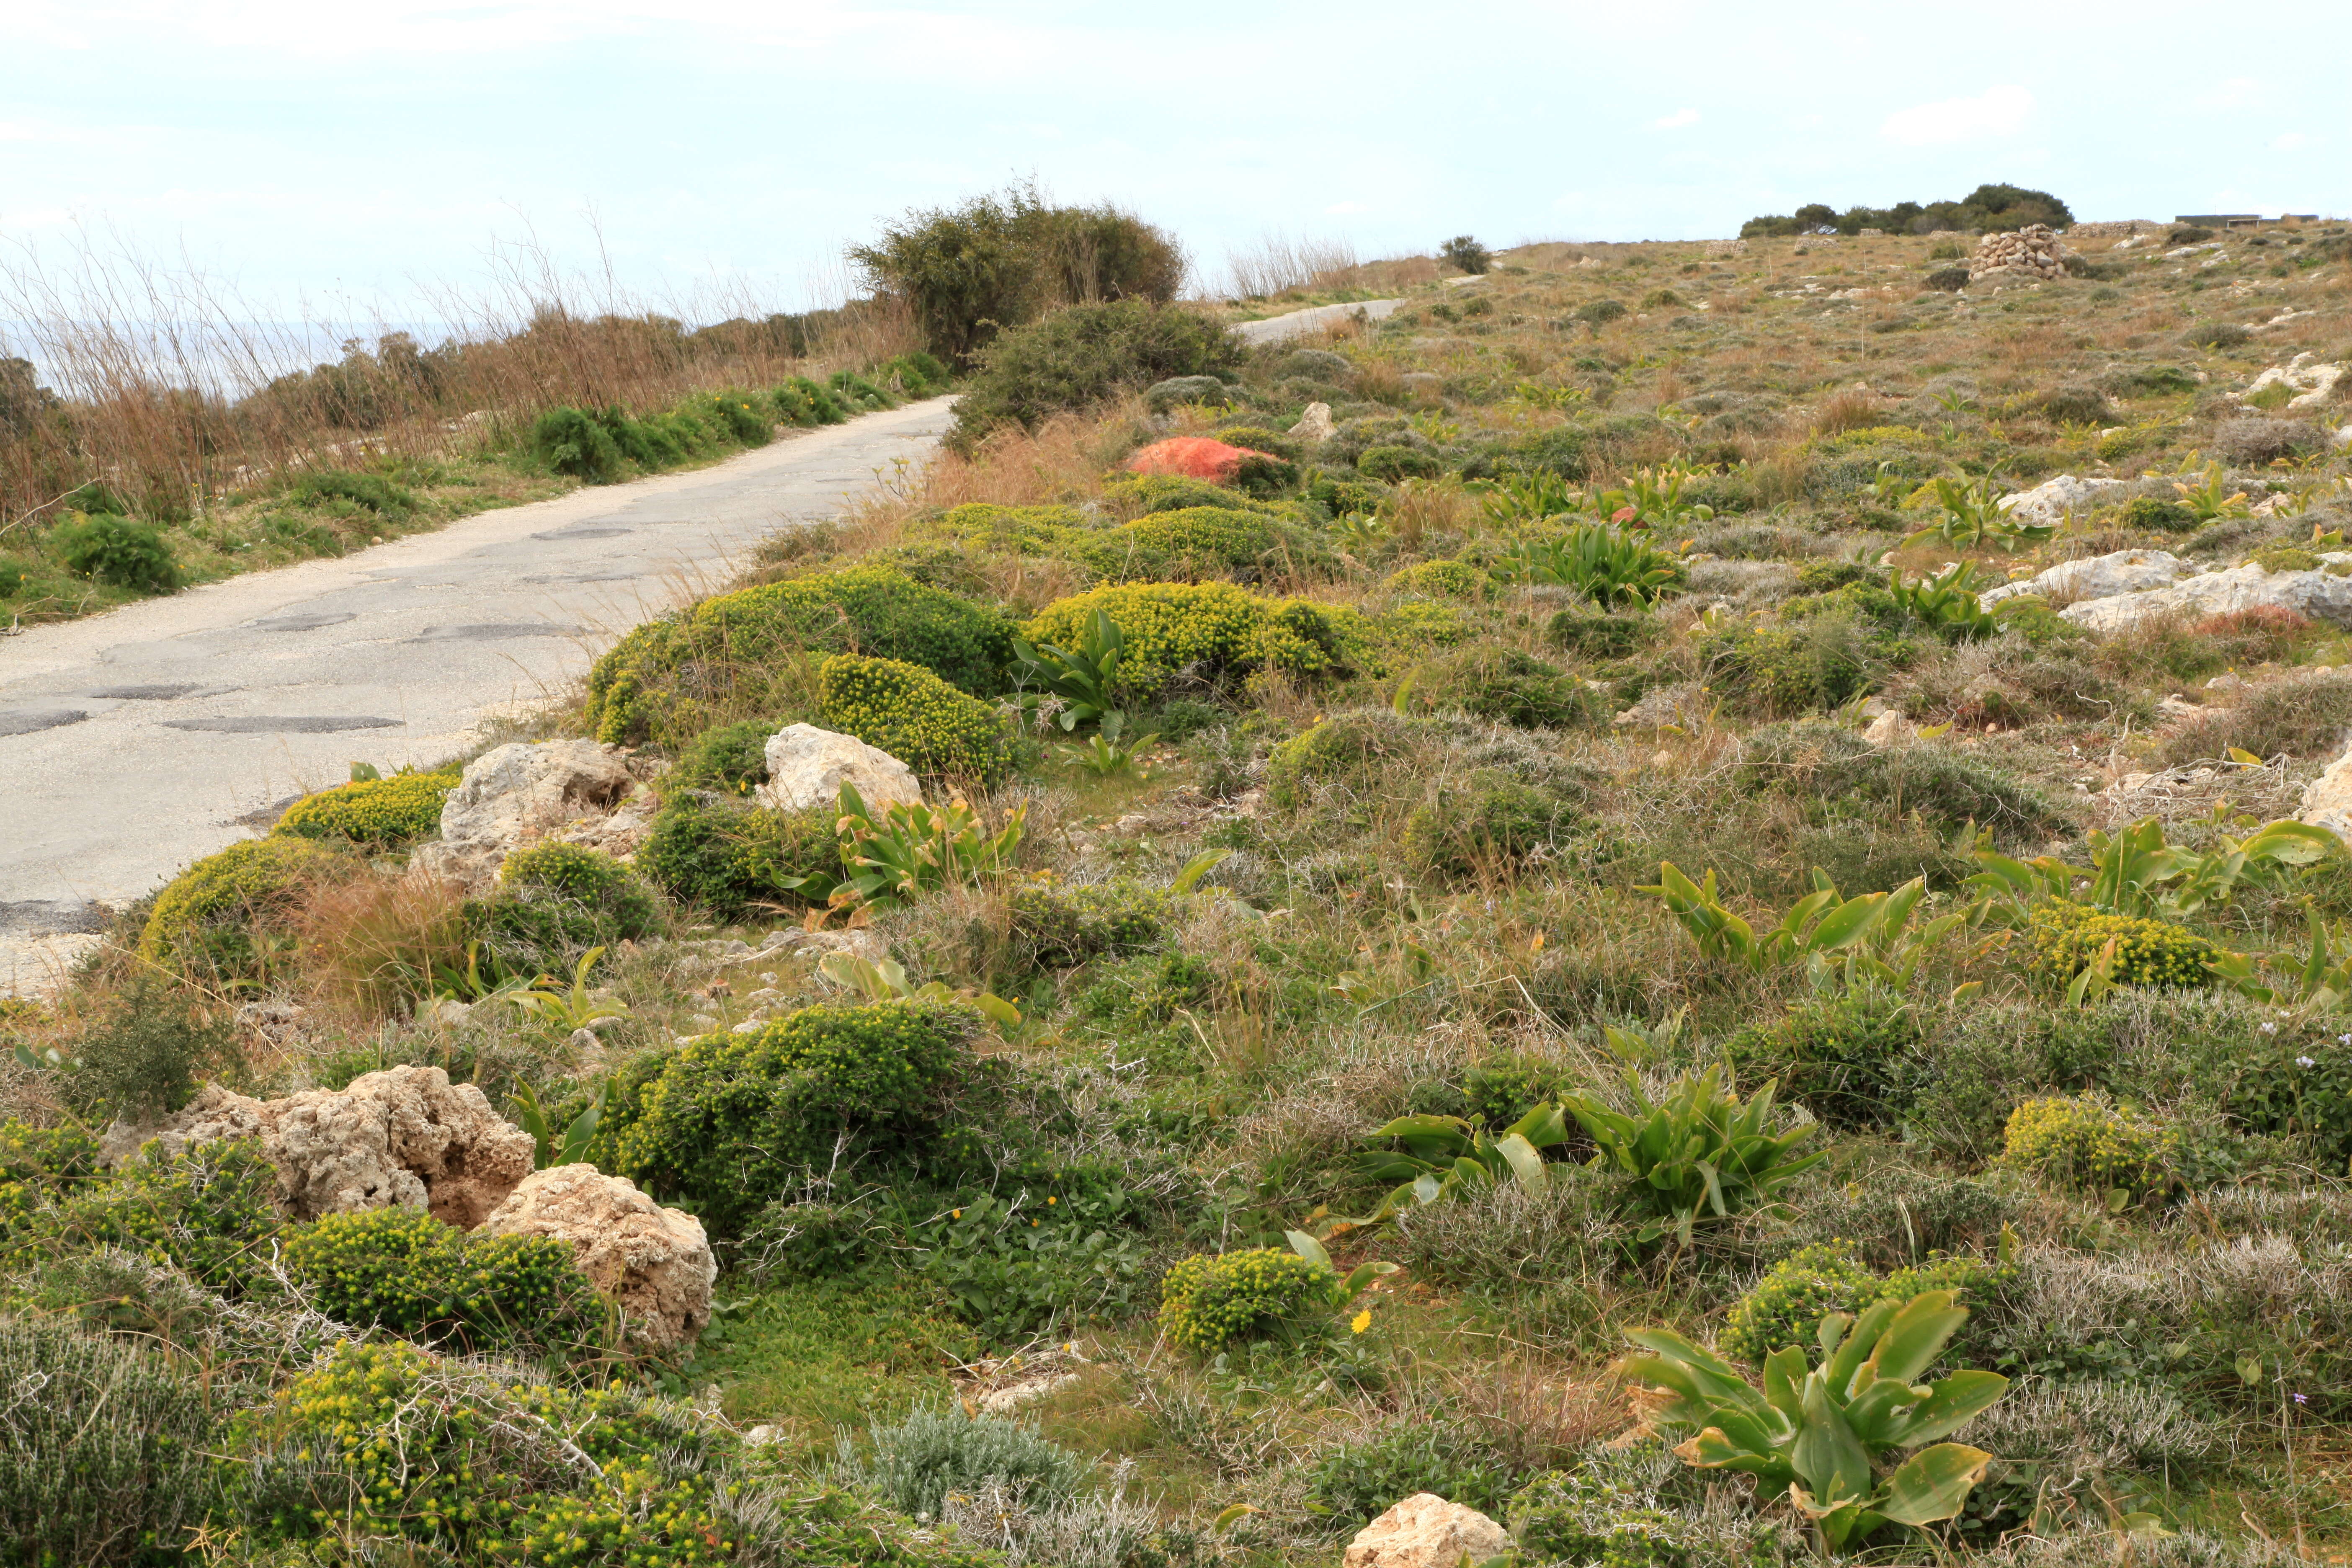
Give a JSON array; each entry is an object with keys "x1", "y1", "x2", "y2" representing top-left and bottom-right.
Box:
[
  {"x1": 50, "y1": 511, "x2": 180, "y2": 593},
  {"x1": 1476, "y1": 469, "x2": 1581, "y2": 527},
  {"x1": 1902, "y1": 476, "x2": 2054, "y2": 552},
  {"x1": 1347, "y1": 1104, "x2": 1572, "y2": 1225},
  {"x1": 1560, "y1": 1065, "x2": 1826, "y2": 1243},
  {"x1": 1886, "y1": 562, "x2": 1997, "y2": 640},
  {"x1": 2172, "y1": 460, "x2": 2250, "y2": 521},
  {"x1": 284, "y1": 1205, "x2": 606, "y2": 1357},
  {"x1": 511, "y1": 1078, "x2": 606, "y2": 1169},
  {"x1": 1493, "y1": 524, "x2": 1687, "y2": 608},
  {"x1": 502, "y1": 945, "x2": 633, "y2": 1033},
  {"x1": 825, "y1": 782, "x2": 1026, "y2": 911},
  {"x1": 1620, "y1": 1290, "x2": 2009, "y2": 1551},
  {"x1": 1012, "y1": 607, "x2": 1127, "y2": 731},
  {"x1": 816, "y1": 951, "x2": 1021, "y2": 1033},
  {"x1": 1999, "y1": 1093, "x2": 2178, "y2": 1204},
  {"x1": 1158, "y1": 1234, "x2": 1395, "y2": 1352},
  {"x1": 1056, "y1": 712, "x2": 1161, "y2": 777},
  {"x1": 1588, "y1": 466, "x2": 1716, "y2": 531},
  {"x1": 1968, "y1": 815, "x2": 2340, "y2": 923},
  {"x1": 1643, "y1": 863, "x2": 1974, "y2": 994}
]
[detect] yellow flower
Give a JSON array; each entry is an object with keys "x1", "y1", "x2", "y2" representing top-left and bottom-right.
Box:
[{"x1": 1350, "y1": 1309, "x2": 1372, "y2": 1335}]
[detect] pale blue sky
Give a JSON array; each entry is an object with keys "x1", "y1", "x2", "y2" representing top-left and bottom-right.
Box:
[{"x1": 3, "y1": 0, "x2": 2344, "y2": 322}]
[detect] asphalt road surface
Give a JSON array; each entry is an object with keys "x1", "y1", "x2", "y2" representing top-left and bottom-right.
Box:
[
  {"x1": 0, "y1": 397, "x2": 954, "y2": 991},
  {"x1": 1232, "y1": 299, "x2": 1400, "y2": 345}
]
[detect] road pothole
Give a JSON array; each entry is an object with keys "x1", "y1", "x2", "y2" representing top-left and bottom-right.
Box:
[{"x1": 162, "y1": 715, "x2": 400, "y2": 733}]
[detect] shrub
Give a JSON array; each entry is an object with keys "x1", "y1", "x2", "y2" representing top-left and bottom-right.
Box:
[
  {"x1": 226, "y1": 1338, "x2": 738, "y2": 1562},
  {"x1": 1441, "y1": 235, "x2": 1493, "y2": 275},
  {"x1": 0, "y1": 1316, "x2": 217, "y2": 1565},
  {"x1": 1082, "y1": 505, "x2": 1284, "y2": 582},
  {"x1": 2026, "y1": 901, "x2": 2216, "y2": 990},
  {"x1": 879, "y1": 351, "x2": 952, "y2": 396},
  {"x1": 2157, "y1": 671, "x2": 2352, "y2": 765},
  {"x1": 2182, "y1": 322, "x2": 2249, "y2": 350},
  {"x1": 1725, "y1": 990, "x2": 1928, "y2": 1130},
  {"x1": 1547, "y1": 608, "x2": 1654, "y2": 657},
  {"x1": 293, "y1": 469, "x2": 416, "y2": 517},
  {"x1": 285, "y1": 1206, "x2": 605, "y2": 1357},
  {"x1": 949, "y1": 298, "x2": 1241, "y2": 446},
  {"x1": 1718, "y1": 1241, "x2": 2012, "y2": 1367},
  {"x1": 1386, "y1": 560, "x2": 1492, "y2": 599},
  {"x1": 1305, "y1": 1423, "x2": 1513, "y2": 1532},
  {"x1": 272, "y1": 767, "x2": 458, "y2": 849},
  {"x1": 477, "y1": 842, "x2": 662, "y2": 967},
  {"x1": 854, "y1": 1405, "x2": 1088, "y2": 1522},
  {"x1": 1021, "y1": 582, "x2": 1370, "y2": 707},
  {"x1": 1142, "y1": 374, "x2": 1234, "y2": 412},
  {"x1": 1509, "y1": 1455, "x2": 1742, "y2": 1568},
  {"x1": 1731, "y1": 723, "x2": 2069, "y2": 841},
  {"x1": 2121, "y1": 495, "x2": 2196, "y2": 531},
  {"x1": 584, "y1": 565, "x2": 1011, "y2": 745},
  {"x1": 1405, "y1": 771, "x2": 1585, "y2": 877},
  {"x1": 1211, "y1": 424, "x2": 1302, "y2": 461},
  {"x1": 1100, "y1": 472, "x2": 1264, "y2": 517},
  {"x1": 138, "y1": 835, "x2": 346, "y2": 980},
  {"x1": 1700, "y1": 616, "x2": 1888, "y2": 716},
  {"x1": 2038, "y1": 385, "x2": 2116, "y2": 425},
  {"x1": 62, "y1": 977, "x2": 239, "y2": 1124},
  {"x1": 1358, "y1": 443, "x2": 1442, "y2": 482},
  {"x1": 1006, "y1": 876, "x2": 1170, "y2": 968},
  {"x1": 2000, "y1": 1093, "x2": 2179, "y2": 1197},
  {"x1": 639, "y1": 800, "x2": 839, "y2": 917},
  {"x1": 0, "y1": 555, "x2": 26, "y2": 596},
  {"x1": 1924, "y1": 266, "x2": 1970, "y2": 292},
  {"x1": 50, "y1": 512, "x2": 179, "y2": 593},
  {"x1": 37, "y1": 1137, "x2": 284, "y2": 1293},
  {"x1": 776, "y1": 376, "x2": 851, "y2": 425},
  {"x1": 819, "y1": 654, "x2": 1014, "y2": 782},
  {"x1": 616, "y1": 1002, "x2": 976, "y2": 1238},
  {"x1": 1573, "y1": 299, "x2": 1629, "y2": 326},
  {"x1": 531, "y1": 405, "x2": 626, "y2": 481},
  {"x1": 1430, "y1": 645, "x2": 1604, "y2": 730},
  {"x1": 2213, "y1": 417, "x2": 2319, "y2": 466},
  {"x1": 1158, "y1": 1246, "x2": 1335, "y2": 1351},
  {"x1": 828, "y1": 371, "x2": 895, "y2": 414},
  {"x1": 668, "y1": 718, "x2": 777, "y2": 798}
]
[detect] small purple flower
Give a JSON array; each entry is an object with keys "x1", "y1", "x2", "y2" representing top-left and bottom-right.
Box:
[
  {"x1": 2293, "y1": 1393, "x2": 2308, "y2": 1406},
  {"x1": 2299, "y1": 1056, "x2": 2318, "y2": 1069}
]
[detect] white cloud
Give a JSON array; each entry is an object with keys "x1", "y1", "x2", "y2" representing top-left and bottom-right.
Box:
[
  {"x1": 2201, "y1": 76, "x2": 2262, "y2": 109},
  {"x1": 1324, "y1": 201, "x2": 1369, "y2": 215},
  {"x1": 2272, "y1": 132, "x2": 2308, "y2": 151},
  {"x1": 1653, "y1": 108, "x2": 1700, "y2": 129},
  {"x1": 1880, "y1": 84, "x2": 2032, "y2": 147}
]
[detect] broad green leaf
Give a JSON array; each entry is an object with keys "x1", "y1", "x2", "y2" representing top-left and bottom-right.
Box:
[
  {"x1": 1792, "y1": 1376, "x2": 1874, "y2": 1506},
  {"x1": 1882, "y1": 1369, "x2": 2010, "y2": 1447},
  {"x1": 1172, "y1": 849, "x2": 1233, "y2": 895},
  {"x1": 1283, "y1": 1230, "x2": 1333, "y2": 1271},
  {"x1": 1876, "y1": 1443, "x2": 1994, "y2": 1527},
  {"x1": 1807, "y1": 891, "x2": 1888, "y2": 952},
  {"x1": 1494, "y1": 1133, "x2": 1548, "y2": 1192},
  {"x1": 1862, "y1": 1290, "x2": 1968, "y2": 1387}
]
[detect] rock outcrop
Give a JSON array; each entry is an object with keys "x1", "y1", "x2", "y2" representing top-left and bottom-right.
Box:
[
  {"x1": 1969, "y1": 224, "x2": 2068, "y2": 282},
  {"x1": 2240, "y1": 353, "x2": 2344, "y2": 413},
  {"x1": 482, "y1": 1165, "x2": 716, "y2": 1349},
  {"x1": 753, "y1": 723, "x2": 923, "y2": 815},
  {"x1": 1976, "y1": 548, "x2": 2187, "y2": 608},
  {"x1": 1344, "y1": 1494, "x2": 1512, "y2": 1568},
  {"x1": 2058, "y1": 556, "x2": 2352, "y2": 632},
  {"x1": 411, "y1": 740, "x2": 638, "y2": 890},
  {"x1": 106, "y1": 1065, "x2": 534, "y2": 1228},
  {"x1": 2302, "y1": 745, "x2": 2352, "y2": 839},
  {"x1": 1994, "y1": 474, "x2": 2128, "y2": 527},
  {"x1": 1288, "y1": 402, "x2": 1337, "y2": 442}
]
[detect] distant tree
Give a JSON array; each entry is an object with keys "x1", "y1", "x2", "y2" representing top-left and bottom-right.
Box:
[
  {"x1": 1742, "y1": 183, "x2": 2073, "y2": 239},
  {"x1": 1440, "y1": 235, "x2": 1493, "y2": 275}
]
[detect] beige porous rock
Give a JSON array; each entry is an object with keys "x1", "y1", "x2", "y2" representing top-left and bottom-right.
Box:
[
  {"x1": 412, "y1": 740, "x2": 638, "y2": 890},
  {"x1": 2302, "y1": 745, "x2": 2352, "y2": 838},
  {"x1": 483, "y1": 1165, "x2": 716, "y2": 1349},
  {"x1": 1344, "y1": 1493, "x2": 1512, "y2": 1568},
  {"x1": 1968, "y1": 224, "x2": 2069, "y2": 282},
  {"x1": 1993, "y1": 474, "x2": 2128, "y2": 528},
  {"x1": 1976, "y1": 547, "x2": 2185, "y2": 608},
  {"x1": 1289, "y1": 401, "x2": 1338, "y2": 442},
  {"x1": 104, "y1": 1065, "x2": 534, "y2": 1228},
  {"x1": 754, "y1": 723, "x2": 923, "y2": 815},
  {"x1": 1863, "y1": 709, "x2": 1916, "y2": 746}
]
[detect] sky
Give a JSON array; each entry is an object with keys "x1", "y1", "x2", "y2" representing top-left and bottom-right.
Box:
[{"x1": 3, "y1": 0, "x2": 2346, "y2": 329}]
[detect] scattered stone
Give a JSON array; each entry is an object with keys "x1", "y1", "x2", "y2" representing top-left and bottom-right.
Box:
[
  {"x1": 1968, "y1": 224, "x2": 2070, "y2": 282},
  {"x1": 1288, "y1": 401, "x2": 1338, "y2": 442},
  {"x1": 105, "y1": 1066, "x2": 534, "y2": 1228},
  {"x1": 1612, "y1": 683, "x2": 1702, "y2": 730},
  {"x1": 1344, "y1": 1494, "x2": 1512, "y2": 1568},
  {"x1": 423, "y1": 998, "x2": 474, "y2": 1028},
  {"x1": 2239, "y1": 353, "x2": 2344, "y2": 412},
  {"x1": 2059, "y1": 555, "x2": 2352, "y2": 632},
  {"x1": 1863, "y1": 710, "x2": 1916, "y2": 746},
  {"x1": 2156, "y1": 695, "x2": 2202, "y2": 720},
  {"x1": 2302, "y1": 745, "x2": 2352, "y2": 838},
  {"x1": 411, "y1": 740, "x2": 637, "y2": 890},
  {"x1": 1993, "y1": 474, "x2": 2128, "y2": 528},
  {"x1": 482, "y1": 1164, "x2": 716, "y2": 1349},
  {"x1": 1977, "y1": 548, "x2": 2185, "y2": 608},
  {"x1": 753, "y1": 723, "x2": 922, "y2": 815}
]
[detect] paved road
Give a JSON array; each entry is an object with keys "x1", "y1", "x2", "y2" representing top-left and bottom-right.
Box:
[
  {"x1": 1233, "y1": 299, "x2": 1401, "y2": 345},
  {"x1": 0, "y1": 397, "x2": 955, "y2": 992}
]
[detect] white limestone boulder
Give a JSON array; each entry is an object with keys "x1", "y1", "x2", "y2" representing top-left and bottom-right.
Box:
[
  {"x1": 2059, "y1": 556, "x2": 2352, "y2": 633},
  {"x1": 411, "y1": 740, "x2": 637, "y2": 890},
  {"x1": 482, "y1": 1165, "x2": 717, "y2": 1350},
  {"x1": 1345, "y1": 1494, "x2": 1511, "y2": 1568},
  {"x1": 1976, "y1": 549, "x2": 2187, "y2": 609},
  {"x1": 753, "y1": 723, "x2": 922, "y2": 815},
  {"x1": 1995, "y1": 474, "x2": 2128, "y2": 526},
  {"x1": 2302, "y1": 745, "x2": 2352, "y2": 839}
]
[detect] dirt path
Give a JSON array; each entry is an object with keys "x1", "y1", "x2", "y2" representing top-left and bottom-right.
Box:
[
  {"x1": 0, "y1": 397, "x2": 955, "y2": 993},
  {"x1": 1231, "y1": 299, "x2": 1402, "y2": 345}
]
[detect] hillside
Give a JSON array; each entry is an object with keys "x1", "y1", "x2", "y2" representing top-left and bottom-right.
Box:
[{"x1": 5, "y1": 213, "x2": 2352, "y2": 1567}]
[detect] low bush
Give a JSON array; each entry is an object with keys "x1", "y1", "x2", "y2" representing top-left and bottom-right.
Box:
[
  {"x1": 292, "y1": 469, "x2": 417, "y2": 517},
  {"x1": 853, "y1": 1404, "x2": 1088, "y2": 1522},
  {"x1": 1158, "y1": 1246, "x2": 1335, "y2": 1351},
  {"x1": 1005, "y1": 876, "x2": 1170, "y2": 968},
  {"x1": 1429, "y1": 645, "x2": 1604, "y2": 730},
  {"x1": 2121, "y1": 495, "x2": 2197, "y2": 531},
  {"x1": 1699, "y1": 614, "x2": 1891, "y2": 717},
  {"x1": 949, "y1": 298, "x2": 1240, "y2": 447},
  {"x1": 819, "y1": 654, "x2": 1014, "y2": 782},
  {"x1": 31, "y1": 1137, "x2": 284, "y2": 1294},
  {"x1": 585, "y1": 565, "x2": 1012, "y2": 746},
  {"x1": 1924, "y1": 266, "x2": 1970, "y2": 292},
  {"x1": 2000, "y1": 1093, "x2": 2179, "y2": 1197},
  {"x1": 1081, "y1": 505, "x2": 1287, "y2": 583},
  {"x1": 1718, "y1": 1240, "x2": 2011, "y2": 1366},
  {"x1": 50, "y1": 512, "x2": 179, "y2": 593},
  {"x1": 1404, "y1": 771, "x2": 1586, "y2": 878},
  {"x1": 1732, "y1": 721, "x2": 2069, "y2": 841},
  {"x1": 1509, "y1": 1454, "x2": 1752, "y2": 1568},
  {"x1": 2025, "y1": 901, "x2": 2215, "y2": 991},
  {"x1": 285, "y1": 1206, "x2": 606, "y2": 1358},
  {"x1": 1725, "y1": 990, "x2": 1928, "y2": 1130},
  {"x1": 531, "y1": 405, "x2": 626, "y2": 481},
  {"x1": 58, "y1": 978, "x2": 239, "y2": 1124},
  {"x1": 638, "y1": 800, "x2": 839, "y2": 917},
  {"x1": 272, "y1": 767, "x2": 458, "y2": 849},
  {"x1": 137, "y1": 835, "x2": 347, "y2": 981},
  {"x1": 614, "y1": 1001, "x2": 976, "y2": 1238},
  {"x1": 1385, "y1": 559, "x2": 1493, "y2": 599},
  {"x1": 667, "y1": 718, "x2": 777, "y2": 798},
  {"x1": 0, "y1": 1315, "x2": 218, "y2": 1566},
  {"x1": 1358, "y1": 444, "x2": 1442, "y2": 482},
  {"x1": 2155, "y1": 671, "x2": 2352, "y2": 765},
  {"x1": 478, "y1": 842, "x2": 662, "y2": 967},
  {"x1": 1305, "y1": 1422, "x2": 1514, "y2": 1532},
  {"x1": 1021, "y1": 582, "x2": 1371, "y2": 707}
]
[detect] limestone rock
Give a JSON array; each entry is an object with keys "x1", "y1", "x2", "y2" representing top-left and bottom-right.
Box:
[
  {"x1": 1976, "y1": 548, "x2": 2185, "y2": 608},
  {"x1": 1344, "y1": 1494, "x2": 1511, "y2": 1568},
  {"x1": 552, "y1": 785, "x2": 660, "y2": 861},
  {"x1": 412, "y1": 740, "x2": 637, "y2": 890},
  {"x1": 1288, "y1": 402, "x2": 1338, "y2": 442},
  {"x1": 753, "y1": 723, "x2": 922, "y2": 815},
  {"x1": 2240, "y1": 353, "x2": 2344, "y2": 413},
  {"x1": 105, "y1": 1066, "x2": 534, "y2": 1228},
  {"x1": 1994, "y1": 474, "x2": 2128, "y2": 528},
  {"x1": 482, "y1": 1165, "x2": 716, "y2": 1349},
  {"x1": 2302, "y1": 745, "x2": 2352, "y2": 838},
  {"x1": 1612, "y1": 683, "x2": 1702, "y2": 730},
  {"x1": 2059, "y1": 556, "x2": 2352, "y2": 633},
  {"x1": 1863, "y1": 710, "x2": 1915, "y2": 746}
]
